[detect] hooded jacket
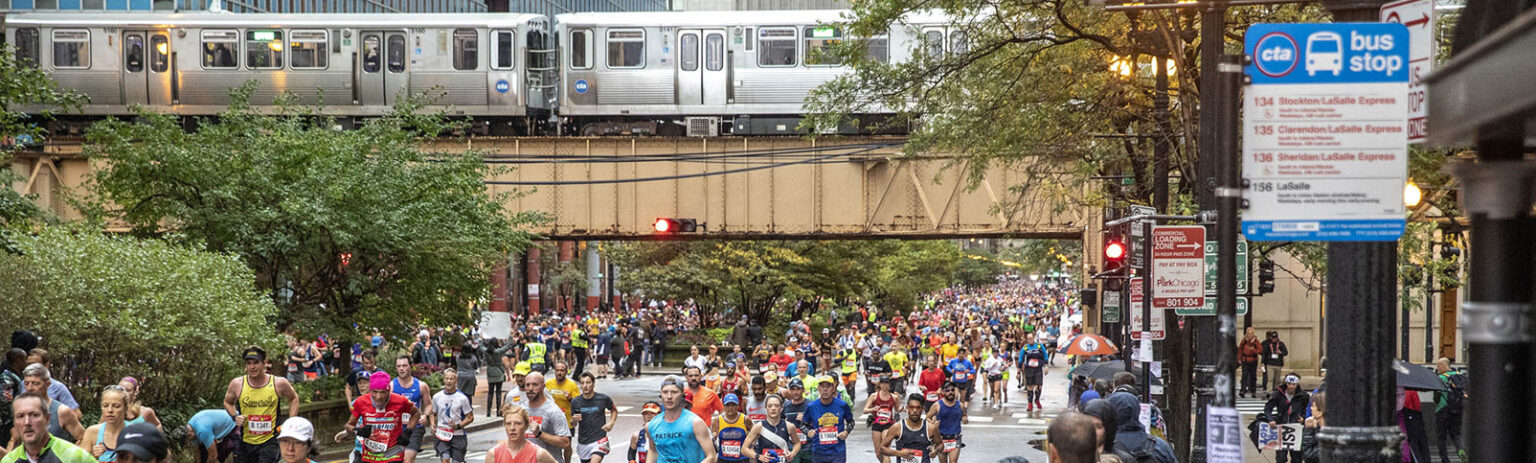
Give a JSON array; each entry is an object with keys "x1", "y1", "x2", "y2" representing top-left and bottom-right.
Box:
[{"x1": 1105, "y1": 392, "x2": 1178, "y2": 463}]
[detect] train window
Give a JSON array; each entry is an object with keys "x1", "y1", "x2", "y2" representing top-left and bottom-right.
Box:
[
  {"x1": 386, "y1": 34, "x2": 406, "y2": 73},
  {"x1": 949, "y1": 30, "x2": 968, "y2": 55},
  {"x1": 744, "y1": 28, "x2": 753, "y2": 51},
  {"x1": 362, "y1": 35, "x2": 381, "y2": 73},
  {"x1": 202, "y1": 30, "x2": 239, "y2": 69},
  {"x1": 15, "y1": 28, "x2": 39, "y2": 69},
  {"x1": 246, "y1": 30, "x2": 284, "y2": 70},
  {"x1": 151, "y1": 35, "x2": 169, "y2": 72},
  {"x1": 606, "y1": 29, "x2": 644, "y2": 69},
  {"x1": 705, "y1": 33, "x2": 723, "y2": 71},
  {"x1": 289, "y1": 29, "x2": 328, "y2": 70},
  {"x1": 679, "y1": 33, "x2": 698, "y2": 71},
  {"x1": 803, "y1": 26, "x2": 842, "y2": 66},
  {"x1": 452, "y1": 29, "x2": 478, "y2": 71},
  {"x1": 493, "y1": 30, "x2": 514, "y2": 70},
  {"x1": 924, "y1": 29, "x2": 943, "y2": 58},
  {"x1": 569, "y1": 29, "x2": 590, "y2": 70},
  {"x1": 124, "y1": 34, "x2": 145, "y2": 73},
  {"x1": 757, "y1": 27, "x2": 795, "y2": 67},
  {"x1": 864, "y1": 36, "x2": 889, "y2": 64},
  {"x1": 51, "y1": 30, "x2": 90, "y2": 69}
]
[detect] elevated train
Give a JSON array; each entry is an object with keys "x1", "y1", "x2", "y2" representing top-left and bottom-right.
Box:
[{"x1": 3, "y1": 10, "x2": 962, "y2": 135}]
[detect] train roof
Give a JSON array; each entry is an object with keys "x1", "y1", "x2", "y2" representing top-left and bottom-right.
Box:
[
  {"x1": 554, "y1": 9, "x2": 953, "y2": 28},
  {"x1": 3, "y1": 11, "x2": 547, "y2": 28}
]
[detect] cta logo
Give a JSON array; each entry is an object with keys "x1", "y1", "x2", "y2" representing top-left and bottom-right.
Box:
[{"x1": 1253, "y1": 32, "x2": 1300, "y2": 78}]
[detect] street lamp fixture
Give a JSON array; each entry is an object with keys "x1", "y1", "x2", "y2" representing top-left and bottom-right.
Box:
[{"x1": 1404, "y1": 179, "x2": 1423, "y2": 207}]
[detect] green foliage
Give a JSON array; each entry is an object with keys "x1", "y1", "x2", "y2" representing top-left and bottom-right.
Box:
[
  {"x1": 292, "y1": 374, "x2": 349, "y2": 404},
  {"x1": 83, "y1": 83, "x2": 540, "y2": 341},
  {"x1": 0, "y1": 226, "x2": 277, "y2": 416},
  {"x1": 999, "y1": 239, "x2": 1081, "y2": 276},
  {"x1": 0, "y1": 45, "x2": 84, "y2": 254}
]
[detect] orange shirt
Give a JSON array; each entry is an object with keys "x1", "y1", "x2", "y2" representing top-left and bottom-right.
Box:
[{"x1": 689, "y1": 386, "x2": 723, "y2": 421}]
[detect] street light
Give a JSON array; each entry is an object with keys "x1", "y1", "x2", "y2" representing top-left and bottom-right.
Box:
[{"x1": 1404, "y1": 179, "x2": 1423, "y2": 207}]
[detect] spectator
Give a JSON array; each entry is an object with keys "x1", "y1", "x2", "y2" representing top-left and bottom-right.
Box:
[
  {"x1": 1263, "y1": 373, "x2": 1310, "y2": 463},
  {"x1": 1434, "y1": 358, "x2": 1466, "y2": 463},
  {"x1": 1105, "y1": 392, "x2": 1176, "y2": 463},
  {"x1": 1081, "y1": 398, "x2": 1131, "y2": 463},
  {"x1": 1239, "y1": 328, "x2": 1262, "y2": 398},
  {"x1": 1260, "y1": 331, "x2": 1288, "y2": 392},
  {"x1": 1047, "y1": 412, "x2": 1099, "y2": 463}
]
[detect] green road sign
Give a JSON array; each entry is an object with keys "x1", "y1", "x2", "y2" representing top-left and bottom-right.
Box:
[
  {"x1": 1177, "y1": 296, "x2": 1250, "y2": 316},
  {"x1": 1204, "y1": 238, "x2": 1248, "y2": 295},
  {"x1": 1103, "y1": 291, "x2": 1122, "y2": 323}
]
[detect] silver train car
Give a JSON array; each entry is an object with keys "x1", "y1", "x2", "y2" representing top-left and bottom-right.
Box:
[
  {"x1": 4, "y1": 12, "x2": 554, "y2": 134},
  {"x1": 554, "y1": 10, "x2": 957, "y2": 135}
]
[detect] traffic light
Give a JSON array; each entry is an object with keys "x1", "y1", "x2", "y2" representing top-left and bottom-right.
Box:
[
  {"x1": 1257, "y1": 260, "x2": 1275, "y2": 295},
  {"x1": 652, "y1": 218, "x2": 698, "y2": 233},
  {"x1": 1079, "y1": 288, "x2": 1099, "y2": 308},
  {"x1": 1104, "y1": 239, "x2": 1127, "y2": 274}
]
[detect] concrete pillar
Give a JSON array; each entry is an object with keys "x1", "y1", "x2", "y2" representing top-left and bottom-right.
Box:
[
  {"x1": 586, "y1": 242, "x2": 602, "y2": 312},
  {"x1": 490, "y1": 260, "x2": 509, "y2": 313},
  {"x1": 527, "y1": 246, "x2": 542, "y2": 314},
  {"x1": 610, "y1": 262, "x2": 621, "y2": 310},
  {"x1": 558, "y1": 241, "x2": 575, "y2": 313}
]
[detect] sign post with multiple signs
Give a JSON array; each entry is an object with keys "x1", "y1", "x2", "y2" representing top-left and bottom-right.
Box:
[
  {"x1": 1151, "y1": 226, "x2": 1207, "y2": 311},
  {"x1": 1241, "y1": 23, "x2": 1411, "y2": 241},
  {"x1": 1381, "y1": 0, "x2": 1435, "y2": 143},
  {"x1": 1182, "y1": 238, "x2": 1251, "y2": 316}
]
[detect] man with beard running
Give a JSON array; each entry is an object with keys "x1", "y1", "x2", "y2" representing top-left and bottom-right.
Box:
[
  {"x1": 521, "y1": 373, "x2": 572, "y2": 463},
  {"x1": 569, "y1": 373, "x2": 616, "y2": 463}
]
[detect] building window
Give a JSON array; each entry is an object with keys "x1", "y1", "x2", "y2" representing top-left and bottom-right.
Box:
[
  {"x1": 803, "y1": 26, "x2": 842, "y2": 66},
  {"x1": 569, "y1": 29, "x2": 590, "y2": 69},
  {"x1": 452, "y1": 28, "x2": 478, "y2": 71},
  {"x1": 15, "y1": 28, "x2": 40, "y2": 68},
  {"x1": 493, "y1": 30, "x2": 514, "y2": 70},
  {"x1": 150, "y1": 35, "x2": 168, "y2": 72},
  {"x1": 757, "y1": 27, "x2": 795, "y2": 67},
  {"x1": 289, "y1": 29, "x2": 327, "y2": 69},
  {"x1": 865, "y1": 36, "x2": 888, "y2": 64},
  {"x1": 386, "y1": 34, "x2": 405, "y2": 73},
  {"x1": 246, "y1": 30, "x2": 283, "y2": 69},
  {"x1": 606, "y1": 29, "x2": 643, "y2": 69},
  {"x1": 679, "y1": 33, "x2": 698, "y2": 72},
  {"x1": 124, "y1": 34, "x2": 145, "y2": 72},
  {"x1": 362, "y1": 34, "x2": 381, "y2": 73},
  {"x1": 705, "y1": 33, "x2": 724, "y2": 71},
  {"x1": 950, "y1": 30, "x2": 968, "y2": 55},
  {"x1": 201, "y1": 29, "x2": 239, "y2": 69},
  {"x1": 924, "y1": 29, "x2": 943, "y2": 58},
  {"x1": 51, "y1": 29, "x2": 90, "y2": 69}
]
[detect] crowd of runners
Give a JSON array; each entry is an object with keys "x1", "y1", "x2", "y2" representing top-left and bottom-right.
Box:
[{"x1": 1, "y1": 278, "x2": 1084, "y2": 463}]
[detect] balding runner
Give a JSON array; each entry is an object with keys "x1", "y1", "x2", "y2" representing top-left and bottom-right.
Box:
[{"x1": 521, "y1": 373, "x2": 572, "y2": 463}]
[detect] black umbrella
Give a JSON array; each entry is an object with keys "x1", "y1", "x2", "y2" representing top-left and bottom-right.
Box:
[
  {"x1": 1395, "y1": 359, "x2": 1445, "y2": 391},
  {"x1": 1071, "y1": 359, "x2": 1165, "y2": 388}
]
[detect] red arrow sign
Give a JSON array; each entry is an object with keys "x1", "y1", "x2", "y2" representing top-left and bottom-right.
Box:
[{"x1": 1386, "y1": 11, "x2": 1431, "y2": 28}]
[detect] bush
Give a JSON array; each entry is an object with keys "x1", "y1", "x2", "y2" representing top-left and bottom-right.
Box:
[
  {"x1": 0, "y1": 227, "x2": 278, "y2": 444},
  {"x1": 293, "y1": 374, "x2": 348, "y2": 404}
]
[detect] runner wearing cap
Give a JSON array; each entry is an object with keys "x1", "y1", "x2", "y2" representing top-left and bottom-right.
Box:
[
  {"x1": 429, "y1": 370, "x2": 475, "y2": 463},
  {"x1": 801, "y1": 376, "x2": 853, "y2": 463},
  {"x1": 778, "y1": 380, "x2": 810, "y2": 463},
  {"x1": 742, "y1": 394, "x2": 800, "y2": 463},
  {"x1": 338, "y1": 372, "x2": 416, "y2": 463},
  {"x1": 114, "y1": 422, "x2": 168, "y2": 463},
  {"x1": 944, "y1": 348, "x2": 975, "y2": 406},
  {"x1": 503, "y1": 363, "x2": 532, "y2": 413},
  {"x1": 711, "y1": 394, "x2": 749, "y2": 463},
  {"x1": 275, "y1": 417, "x2": 317, "y2": 463},
  {"x1": 224, "y1": 346, "x2": 301, "y2": 463},
  {"x1": 569, "y1": 373, "x2": 616, "y2": 463},
  {"x1": 644, "y1": 376, "x2": 715, "y2": 463},
  {"x1": 625, "y1": 402, "x2": 661, "y2": 463},
  {"x1": 488, "y1": 405, "x2": 558, "y2": 463}
]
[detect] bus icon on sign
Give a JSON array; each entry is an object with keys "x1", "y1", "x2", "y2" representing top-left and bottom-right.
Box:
[{"x1": 1305, "y1": 32, "x2": 1343, "y2": 76}]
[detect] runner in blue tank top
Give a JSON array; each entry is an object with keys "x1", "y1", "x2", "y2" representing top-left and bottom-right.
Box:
[
  {"x1": 644, "y1": 376, "x2": 717, "y2": 463},
  {"x1": 925, "y1": 384, "x2": 967, "y2": 463},
  {"x1": 391, "y1": 356, "x2": 432, "y2": 463}
]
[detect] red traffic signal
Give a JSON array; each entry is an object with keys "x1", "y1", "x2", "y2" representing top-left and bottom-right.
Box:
[
  {"x1": 1103, "y1": 239, "x2": 1127, "y2": 273},
  {"x1": 652, "y1": 218, "x2": 698, "y2": 234}
]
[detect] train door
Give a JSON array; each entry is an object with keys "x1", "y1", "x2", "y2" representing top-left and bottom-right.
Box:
[
  {"x1": 358, "y1": 31, "x2": 409, "y2": 106},
  {"x1": 676, "y1": 29, "x2": 728, "y2": 106},
  {"x1": 121, "y1": 31, "x2": 148, "y2": 105},
  {"x1": 146, "y1": 31, "x2": 173, "y2": 105}
]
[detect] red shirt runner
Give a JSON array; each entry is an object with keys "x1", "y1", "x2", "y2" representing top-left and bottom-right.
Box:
[
  {"x1": 919, "y1": 368, "x2": 946, "y2": 402},
  {"x1": 351, "y1": 393, "x2": 415, "y2": 463}
]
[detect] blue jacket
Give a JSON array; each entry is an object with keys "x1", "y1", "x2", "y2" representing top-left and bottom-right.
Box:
[
  {"x1": 800, "y1": 397, "x2": 854, "y2": 456},
  {"x1": 1106, "y1": 393, "x2": 1177, "y2": 463}
]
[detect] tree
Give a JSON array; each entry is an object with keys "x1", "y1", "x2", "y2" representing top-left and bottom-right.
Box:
[
  {"x1": 0, "y1": 227, "x2": 276, "y2": 416},
  {"x1": 1, "y1": 46, "x2": 83, "y2": 254},
  {"x1": 84, "y1": 85, "x2": 540, "y2": 353}
]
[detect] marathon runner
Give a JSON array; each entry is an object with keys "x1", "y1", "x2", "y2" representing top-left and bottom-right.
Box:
[
  {"x1": 743, "y1": 377, "x2": 769, "y2": 422},
  {"x1": 944, "y1": 347, "x2": 975, "y2": 406},
  {"x1": 487, "y1": 406, "x2": 557, "y2": 463},
  {"x1": 3, "y1": 393, "x2": 94, "y2": 463},
  {"x1": 520, "y1": 373, "x2": 571, "y2": 463},
  {"x1": 861, "y1": 378, "x2": 898, "y2": 463},
  {"x1": 916, "y1": 356, "x2": 944, "y2": 411},
  {"x1": 879, "y1": 394, "x2": 937, "y2": 463},
  {"x1": 346, "y1": 351, "x2": 383, "y2": 410},
  {"x1": 982, "y1": 348, "x2": 1008, "y2": 410},
  {"x1": 742, "y1": 394, "x2": 801, "y2": 463},
  {"x1": 883, "y1": 346, "x2": 909, "y2": 394},
  {"x1": 926, "y1": 384, "x2": 967, "y2": 463},
  {"x1": 800, "y1": 376, "x2": 853, "y2": 463},
  {"x1": 1020, "y1": 335, "x2": 1048, "y2": 411},
  {"x1": 835, "y1": 347, "x2": 858, "y2": 403},
  {"x1": 711, "y1": 394, "x2": 749, "y2": 463},
  {"x1": 624, "y1": 402, "x2": 660, "y2": 463},
  {"x1": 391, "y1": 356, "x2": 433, "y2": 463},
  {"x1": 224, "y1": 347, "x2": 300, "y2": 463},
  {"x1": 503, "y1": 363, "x2": 532, "y2": 413},
  {"x1": 429, "y1": 370, "x2": 474, "y2": 463},
  {"x1": 569, "y1": 373, "x2": 616, "y2": 463},
  {"x1": 644, "y1": 376, "x2": 716, "y2": 463},
  {"x1": 778, "y1": 379, "x2": 811, "y2": 463},
  {"x1": 335, "y1": 372, "x2": 416, "y2": 463}
]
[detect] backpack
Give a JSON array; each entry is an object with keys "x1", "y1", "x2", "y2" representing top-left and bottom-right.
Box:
[
  {"x1": 1121, "y1": 438, "x2": 1163, "y2": 463},
  {"x1": 1443, "y1": 371, "x2": 1468, "y2": 413}
]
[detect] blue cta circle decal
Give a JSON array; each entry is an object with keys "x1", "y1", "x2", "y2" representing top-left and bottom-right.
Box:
[
  {"x1": 1253, "y1": 32, "x2": 1300, "y2": 78},
  {"x1": 574, "y1": 79, "x2": 589, "y2": 94},
  {"x1": 495, "y1": 80, "x2": 510, "y2": 93}
]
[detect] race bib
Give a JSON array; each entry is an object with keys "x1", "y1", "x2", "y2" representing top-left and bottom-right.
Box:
[
  {"x1": 525, "y1": 416, "x2": 544, "y2": 438},
  {"x1": 875, "y1": 410, "x2": 893, "y2": 425},
  {"x1": 1027, "y1": 359, "x2": 1041, "y2": 368},
  {"x1": 721, "y1": 440, "x2": 742, "y2": 458},
  {"x1": 364, "y1": 437, "x2": 389, "y2": 453},
  {"x1": 943, "y1": 439, "x2": 959, "y2": 452},
  {"x1": 749, "y1": 413, "x2": 767, "y2": 421},
  {"x1": 818, "y1": 426, "x2": 838, "y2": 445},
  {"x1": 901, "y1": 449, "x2": 926, "y2": 463},
  {"x1": 597, "y1": 437, "x2": 611, "y2": 454},
  {"x1": 247, "y1": 415, "x2": 275, "y2": 435},
  {"x1": 1272, "y1": 354, "x2": 1279, "y2": 359},
  {"x1": 435, "y1": 425, "x2": 455, "y2": 442},
  {"x1": 925, "y1": 392, "x2": 938, "y2": 402}
]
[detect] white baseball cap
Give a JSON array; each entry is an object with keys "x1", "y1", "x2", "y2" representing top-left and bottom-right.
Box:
[{"x1": 278, "y1": 417, "x2": 315, "y2": 442}]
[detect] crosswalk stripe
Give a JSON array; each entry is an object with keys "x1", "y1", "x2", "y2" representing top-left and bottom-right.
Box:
[
  {"x1": 615, "y1": 406, "x2": 632, "y2": 413},
  {"x1": 969, "y1": 416, "x2": 994, "y2": 423}
]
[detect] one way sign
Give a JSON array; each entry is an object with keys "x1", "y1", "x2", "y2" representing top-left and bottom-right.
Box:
[{"x1": 1382, "y1": 0, "x2": 1435, "y2": 143}]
